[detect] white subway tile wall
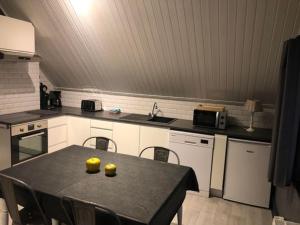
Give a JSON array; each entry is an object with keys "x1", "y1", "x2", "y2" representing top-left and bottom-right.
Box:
[
  {"x1": 62, "y1": 91, "x2": 274, "y2": 129},
  {"x1": 0, "y1": 61, "x2": 274, "y2": 128},
  {"x1": 0, "y1": 62, "x2": 40, "y2": 115}
]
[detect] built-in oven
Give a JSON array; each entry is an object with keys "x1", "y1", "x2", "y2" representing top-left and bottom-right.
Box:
[{"x1": 11, "y1": 120, "x2": 48, "y2": 165}]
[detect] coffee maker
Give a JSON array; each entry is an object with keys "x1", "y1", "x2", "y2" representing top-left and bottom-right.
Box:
[
  {"x1": 40, "y1": 83, "x2": 49, "y2": 109},
  {"x1": 40, "y1": 83, "x2": 62, "y2": 109},
  {"x1": 49, "y1": 91, "x2": 62, "y2": 108}
]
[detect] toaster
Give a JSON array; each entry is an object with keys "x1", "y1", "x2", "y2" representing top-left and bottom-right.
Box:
[{"x1": 81, "y1": 99, "x2": 102, "y2": 112}]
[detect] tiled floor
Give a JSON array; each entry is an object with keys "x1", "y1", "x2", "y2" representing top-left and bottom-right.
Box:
[{"x1": 172, "y1": 192, "x2": 272, "y2": 225}]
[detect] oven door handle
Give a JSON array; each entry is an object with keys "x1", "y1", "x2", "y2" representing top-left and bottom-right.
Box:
[{"x1": 20, "y1": 132, "x2": 45, "y2": 140}]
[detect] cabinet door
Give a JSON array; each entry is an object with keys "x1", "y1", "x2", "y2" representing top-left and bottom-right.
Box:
[
  {"x1": 48, "y1": 116, "x2": 68, "y2": 152},
  {"x1": 48, "y1": 142, "x2": 68, "y2": 154},
  {"x1": 89, "y1": 128, "x2": 115, "y2": 151},
  {"x1": 68, "y1": 117, "x2": 90, "y2": 146},
  {"x1": 210, "y1": 134, "x2": 227, "y2": 192},
  {"x1": 48, "y1": 116, "x2": 68, "y2": 129},
  {"x1": 139, "y1": 126, "x2": 169, "y2": 159},
  {"x1": 48, "y1": 125, "x2": 67, "y2": 148},
  {"x1": 223, "y1": 139, "x2": 271, "y2": 207},
  {"x1": 91, "y1": 119, "x2": 113, "y2": 130},
  {"x1": 113, "y1": 122, "x2": 140, "y2": 156}
]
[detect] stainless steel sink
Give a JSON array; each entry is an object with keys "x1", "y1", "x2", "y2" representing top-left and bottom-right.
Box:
[
  {"x1": 147, "y1": 116, "x2": 175, "y2": 123},
  {"x1": 121, "y1": 114, "x2": 176, "y2": 124},
  {"x1": 120, "y1": 114, "x2": 150, "y2": 122}
]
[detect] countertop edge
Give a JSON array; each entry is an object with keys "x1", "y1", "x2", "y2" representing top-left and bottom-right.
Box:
[{"x1": 0, "y1": 107, "x2": 273, "y2": 143}]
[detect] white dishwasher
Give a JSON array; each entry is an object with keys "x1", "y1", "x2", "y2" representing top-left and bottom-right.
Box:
[{"x1": 169, "y1": 130, "x2": 214, "y2": 197}]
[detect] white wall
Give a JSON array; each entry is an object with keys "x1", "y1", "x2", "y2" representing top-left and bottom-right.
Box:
[
  {"x1": 62, "y1": 90, "x2": 274, "y2": 129},
  {"x1": 40, "y1": 69, "x2": 54, "y2": 91},
  {"x1": 0, "y1": 62, "x2": 40, "y2": 115},
  {"x1": 0, "y1": 61, "x2": 274, "y2": 128}
]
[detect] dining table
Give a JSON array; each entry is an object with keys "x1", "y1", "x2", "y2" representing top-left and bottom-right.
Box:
[{"x1": 0, "y1": 145, "x2": 199, "y2": 225}]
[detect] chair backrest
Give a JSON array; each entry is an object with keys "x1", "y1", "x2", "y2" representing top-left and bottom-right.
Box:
[
  {"x1": 139, "y1": 146, "x2": 180, "y2": 165},
  {"x1": 0, "y1": 173, "x2": 50, "y2": 225},
  {"x1": 61, "y1": 196, "x2": 121, "y2": 225},
  {"x1": 82, "y1": 136, "x2": 118, "y2": 152}
]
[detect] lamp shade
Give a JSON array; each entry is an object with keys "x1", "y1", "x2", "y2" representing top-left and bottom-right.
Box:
[{"x1": 245, "y1": 99, "x2": 263, "y2": 112}]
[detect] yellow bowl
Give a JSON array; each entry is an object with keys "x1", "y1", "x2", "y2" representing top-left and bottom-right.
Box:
[
  {"x1": 86, "y1": 157, "x2": 101, "y2": 173},
  {"x1": 105, "y1": 163, "x2": 117, "y2": 176}
]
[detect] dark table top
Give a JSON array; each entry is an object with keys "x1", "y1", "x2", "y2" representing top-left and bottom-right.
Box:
[
  {"x1": 0, "y1": 106, "x2": 272, "y2": 142},
  {"x1": 0, "y1": 145, "x2": 198, "y2": 225}
]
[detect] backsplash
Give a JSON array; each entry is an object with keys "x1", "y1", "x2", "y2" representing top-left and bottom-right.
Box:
[
  {"x1": 0, "y1": 62, "x2": 40, "y2": 115},
  {"x1": 61, "y1": 90, "x2": 274, "y2": 129},
  {"x1": 0, "y1": 61, "x2": 275, "y2": 129}
]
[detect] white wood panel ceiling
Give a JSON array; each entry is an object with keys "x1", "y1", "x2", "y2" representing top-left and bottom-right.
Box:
[{"x1": 1, "y1": 0, "x2": 299, "y2": 104}]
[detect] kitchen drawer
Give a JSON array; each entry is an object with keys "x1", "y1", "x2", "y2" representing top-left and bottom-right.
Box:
[
  {"x1": 90, "y1": 119, "x2": 113, "y2": 130},
  {"x1": 48, "y1": 116, "x2": 68, "y2": 128},
  {"x1": 89, "y1": 128, "x2": 114, "y2": 151}
]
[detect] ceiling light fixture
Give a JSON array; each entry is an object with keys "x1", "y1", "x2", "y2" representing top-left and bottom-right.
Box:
[{"x1": 70, "y1": 0, "x2": 93, "y2": 16}]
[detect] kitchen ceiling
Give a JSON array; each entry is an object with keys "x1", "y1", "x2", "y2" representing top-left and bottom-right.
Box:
[{"x1": 0, "y1": 0, "x2": 299, "y2": 104}]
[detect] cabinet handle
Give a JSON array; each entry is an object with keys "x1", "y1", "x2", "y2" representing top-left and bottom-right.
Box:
[
  {"x1": 246, "y1": 150, "x2": 254, "y2": 153},
  {"x1": 184, "y1": 141, "x2": 197, "y2": 144},
  {"x1": 20, "y1": 132, "x2": 45, "y2": 140}
]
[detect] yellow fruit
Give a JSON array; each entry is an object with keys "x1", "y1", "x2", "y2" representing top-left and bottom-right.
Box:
[
  {"x1": 105, "y1": 163, "x2": 117, "y2": 176},
  {"x1": 86, "y1": 157, "x2": 101, "y2": 173}
]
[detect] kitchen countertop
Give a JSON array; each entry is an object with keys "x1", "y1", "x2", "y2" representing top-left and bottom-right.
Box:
[
  {"x1": 169, "y1": 119, "x2": 272, "y2": 142},
  {"x1": 0, "y1": 106, "x2": 272, "y2": 142}
]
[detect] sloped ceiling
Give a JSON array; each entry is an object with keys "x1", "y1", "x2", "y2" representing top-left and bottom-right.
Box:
[{"x1": 1, "y1": 0, "x2": 300, "y2": 104}]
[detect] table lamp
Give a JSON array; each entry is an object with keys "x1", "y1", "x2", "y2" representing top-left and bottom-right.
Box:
[{"x1": 245, "y1": 99, "x2": 262, "y2": 132}]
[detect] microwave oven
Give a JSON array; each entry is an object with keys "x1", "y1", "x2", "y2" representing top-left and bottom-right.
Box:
[{"x1": 193, "y1": 109, "x2": 227, "y2": 129}]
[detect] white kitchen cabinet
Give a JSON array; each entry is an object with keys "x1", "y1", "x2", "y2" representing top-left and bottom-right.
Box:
[
  {"x1": 90, "y1": 128, "x2": 113, "y2": 139},
  {"x1": 0, "y1": 15, "x2": 35, "y2": 57},
  {"x1": 90, "y1": 127, "x2": 115, "y2": 151},
  {"x1": 210, "y1": 134, "x2": 227, "y2": 196},
  {"x1": 68, "y1": 116, "x2": 90, "y2": 146},
  {"x1": 223, "y1": 138, "x2": 271, "y2": 208},
  {"x1": 89, "y1": 119, "x2": 114, "y2": 151},
  {"x1": 0, "y1": 126, "x2": 11, "y2": 170},
  {"x1": 48, "y1": 116, "x2": 68, "y2": 153},
  {"x1": 113, "y1": 122, "x2": 140, "y2": 156},
  {"x1": 139, "y1": 125, "x2": 169, "y2": 159},
  {"x1": 91, "y1": 119, "x2": 113, "y2": 130},
  {"x1": 48, "y1": 142, "x2": 68, "y2": 154}
]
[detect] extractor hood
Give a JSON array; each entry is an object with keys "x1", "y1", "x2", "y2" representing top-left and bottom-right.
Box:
[{"x1": 0, "y1": 15, "x2": 35, "y2": 58}]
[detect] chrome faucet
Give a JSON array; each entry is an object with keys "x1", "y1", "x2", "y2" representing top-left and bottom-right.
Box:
[{"x1": 149, "y1": 102, "x2": 160, "y2": 118}]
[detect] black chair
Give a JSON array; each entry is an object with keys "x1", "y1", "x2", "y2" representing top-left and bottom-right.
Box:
[
  {"x1": 139, "y1": 146, "x2": 182, "y2": 225},
  {"x1": 138, "y1": 146, "x2": 180, "y2": 165},
  {"x1": 60, "y1": 196, "x2": 121, "y2": 225},
  {"x1": 0, "y1": 173, "x2": 50, "y2": 225},
  {"x1": 82, "y1": 137, "x2": 118, "y2": 153}
]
